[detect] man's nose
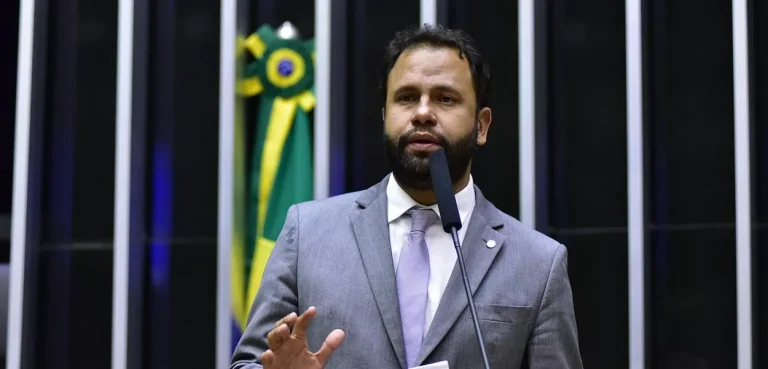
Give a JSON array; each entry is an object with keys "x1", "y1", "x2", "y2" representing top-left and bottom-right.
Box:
[{"x1": 411, "y1": 97, "x2": 436, "y2": 126}]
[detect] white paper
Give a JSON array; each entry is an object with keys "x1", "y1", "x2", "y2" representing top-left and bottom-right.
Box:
[{"x1": 411, "y1": 361, "x2": 449, "y2": 369}]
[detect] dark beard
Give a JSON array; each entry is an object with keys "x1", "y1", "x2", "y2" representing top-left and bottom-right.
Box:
[{"x1": 384, "y1": 125, "x2": 478, "y2": 191}]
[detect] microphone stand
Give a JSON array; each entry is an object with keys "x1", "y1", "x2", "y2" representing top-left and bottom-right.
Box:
[{"x1": 449, "y1": 226, "x2": 491, "y2": 369}]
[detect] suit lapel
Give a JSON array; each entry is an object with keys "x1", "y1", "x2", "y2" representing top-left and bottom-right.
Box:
[
  {"x1": 350, "y1": 178, "x2": 408, "y2": 369},
  {"x1": 415, "y1": 189, "x2": 507, "y2": 365}
]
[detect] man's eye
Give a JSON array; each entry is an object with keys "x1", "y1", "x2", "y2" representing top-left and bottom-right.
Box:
[
  {"x1": 397, "y1": 95, "x2": 417, "y2": 102},
  {"x1": 439, "y1": 96, "x2": 456, "y2": 103}
]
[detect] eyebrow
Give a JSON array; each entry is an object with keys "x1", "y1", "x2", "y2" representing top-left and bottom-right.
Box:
[
  {"x1": 432, "y1": 84, "x2": 463, "y2": 96},
  {"x1": 392, "y1": 84, "x2": 463, "y2": 96}
]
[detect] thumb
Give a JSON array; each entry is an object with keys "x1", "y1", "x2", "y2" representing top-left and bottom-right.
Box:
[{"x1": 315, "y1": 329, "x2": 345, "y2": 367}]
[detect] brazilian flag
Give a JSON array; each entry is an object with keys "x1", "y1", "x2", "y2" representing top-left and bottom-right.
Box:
[{"x1": 232, "y1": 24, "x2": 315, "y2": 343}]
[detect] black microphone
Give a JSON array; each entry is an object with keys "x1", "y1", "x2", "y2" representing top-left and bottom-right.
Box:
[{"x1": 429, "y1": 148, "x2": 491, "y2": 369}]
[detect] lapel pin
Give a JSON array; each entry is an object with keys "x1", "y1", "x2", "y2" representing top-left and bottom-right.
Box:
[{"x1": 486, "y1": 240, "x2": 496, "y2": 248}]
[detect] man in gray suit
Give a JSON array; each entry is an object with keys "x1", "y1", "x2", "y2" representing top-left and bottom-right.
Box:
[{"x1": 231, "y1": 24, "x2": 582, "y2": 369}]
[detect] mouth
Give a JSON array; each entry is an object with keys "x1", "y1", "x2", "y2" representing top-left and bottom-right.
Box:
[{"x1": 406, "y1": 133, "x2": 442, "y2": 151}]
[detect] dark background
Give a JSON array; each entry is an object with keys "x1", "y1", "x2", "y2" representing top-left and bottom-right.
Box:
[
  {"x1": 0, "y1": 0, "x2": 19, "y2": 264},
  {"x1": 1, "y1": 0, "x2": 766, "y2": 368},
  {"x1": 540, "y1": 0, "x2": 629, "y2": 367},
  {"x1": 753, "y1": 0, "x2": 768, "y2": 366},
  {"x1": 645, "y1": 0, "x2": 737, "y2": 367}
]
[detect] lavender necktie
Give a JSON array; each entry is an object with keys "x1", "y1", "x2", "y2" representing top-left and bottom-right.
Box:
[{"x1": 396, "y1": 208, "x2": 439, "y2": 368}]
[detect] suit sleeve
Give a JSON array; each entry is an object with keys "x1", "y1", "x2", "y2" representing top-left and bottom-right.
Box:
[
  {"x1": 525, "y1": 244, "x2": 583, "y2": 368},
  {"x1": 230, "y1": 205, "x2": 301, "y2": 369}
]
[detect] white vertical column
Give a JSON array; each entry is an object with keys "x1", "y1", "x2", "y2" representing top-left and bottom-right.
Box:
[
  {"x1": 519, "y1": 0, "x2": 535, "y2": 228},
  {"x1": 626, "y1": 0, "x2": 645, "y2": 367},
  {"x1": 733, "y1": 0, "x2": 753, "y2": 367},
  {"x1": 112, "y1": 0, "x2": 135, "y2": 367},
  {"x1": 7, "y1": 0, "x2": 37, "y2": 367},
  {"x1": 314, "y1": 0, "x2": 331, "y2": 200},
  {"x1": 216, "y1": 0, "x2": 236, "y2": 366},
  {"x1": 420, "y1": 0, "x2": 437, "y2": 25}
]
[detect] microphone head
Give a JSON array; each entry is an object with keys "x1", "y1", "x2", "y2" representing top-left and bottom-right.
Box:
[{"x1": 429, "y1": 148, "x2": 462, "y2": 232}]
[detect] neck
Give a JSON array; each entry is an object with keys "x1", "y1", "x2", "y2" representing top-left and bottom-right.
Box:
[{"x1": 397, "y1": 170, "x2": 471, "y2": 206}]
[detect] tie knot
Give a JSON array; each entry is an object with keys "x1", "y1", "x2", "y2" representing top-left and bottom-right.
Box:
[{"x1": 408, "y1": 208, "x2": 439, "y2": 233}]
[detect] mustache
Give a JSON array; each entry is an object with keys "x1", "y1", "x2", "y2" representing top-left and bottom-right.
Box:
[{"x1": 397, "y1": 128, "x2": 450, "y2": 149}]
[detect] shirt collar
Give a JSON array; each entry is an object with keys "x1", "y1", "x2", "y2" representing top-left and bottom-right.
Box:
[{"x1": 386, "y1": 173, "x2": 476, "y2": 224}]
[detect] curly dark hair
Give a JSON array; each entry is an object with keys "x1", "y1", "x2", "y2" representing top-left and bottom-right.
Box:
[{"x1": 379, "y1": 24, "x2": 491, "y2": 111}]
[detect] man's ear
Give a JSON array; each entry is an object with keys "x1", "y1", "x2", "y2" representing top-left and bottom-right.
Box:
[
  {"x1": 476, "y1": 107, "x2": 492, "y2": 146},
  {"x1": 381, "y1": 107, "x2": 386, "y2": 122}
]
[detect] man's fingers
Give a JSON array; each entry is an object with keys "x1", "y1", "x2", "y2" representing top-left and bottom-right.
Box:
[
  {"x1": 291, "y1": 306, "x2": 317, "y2": 339},
  {"x1": 266, "y1": 311, "x2": 297, "y2": 351},
  {"x1": 266, "y1": 323, "x2": 291, "y2": 351},
  {"x1": 315, "y1": 329, "x2": 345, "y2": 367},
  {"x1": 274, "y1": 312, "x2": 298, "y2": 329},
  {"x1": 260, "y1": 350, "x2": 275, "y2": 367}
]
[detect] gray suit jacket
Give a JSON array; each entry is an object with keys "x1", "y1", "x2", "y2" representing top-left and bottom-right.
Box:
[{"x1": 231, "y1": 176, "x2": 582, "y2": 368}]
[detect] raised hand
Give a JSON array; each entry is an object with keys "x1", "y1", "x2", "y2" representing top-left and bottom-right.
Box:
[{"x1": 261, "y1": 307, "x2": 345, "y2": 369}]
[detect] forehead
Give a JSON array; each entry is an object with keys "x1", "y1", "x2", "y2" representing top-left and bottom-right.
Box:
[{"x1": 387, "y1": 46, "x2": 474, "y2": 93}]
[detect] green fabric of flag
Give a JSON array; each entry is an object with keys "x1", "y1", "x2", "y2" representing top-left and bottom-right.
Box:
[{"x1": 233, "y1": 24, "x2": 315, "y2": 331}]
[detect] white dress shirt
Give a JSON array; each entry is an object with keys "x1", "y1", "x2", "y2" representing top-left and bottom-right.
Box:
[{"x1": 386, "y1": 173, "x2": 476, "y2": 336}]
